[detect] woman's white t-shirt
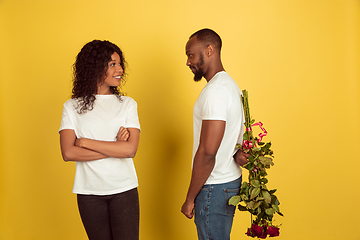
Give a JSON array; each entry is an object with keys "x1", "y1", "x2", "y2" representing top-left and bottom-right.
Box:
[{"x1": 59, "y1": 95, "x2": 140, "y2": 195}]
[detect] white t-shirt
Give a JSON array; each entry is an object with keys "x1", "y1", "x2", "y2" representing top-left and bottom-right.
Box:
[
  {"x1": 59, "y1": 95, "x2": 140, "y2": 195},
  {"x1": 193, "y1": 71, "x2": 245, "y2": 185}
]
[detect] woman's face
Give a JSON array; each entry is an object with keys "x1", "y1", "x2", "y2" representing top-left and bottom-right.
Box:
[{"x1": 101, "y1": 52, "x2": 123, "y2": 90}]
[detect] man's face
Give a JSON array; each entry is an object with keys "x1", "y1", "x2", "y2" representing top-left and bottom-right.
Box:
[{"x1": 186, "y1": 37, "x2": 206, "y2": 82}]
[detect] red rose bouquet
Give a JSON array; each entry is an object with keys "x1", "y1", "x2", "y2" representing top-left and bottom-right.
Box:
[{"x1": 229, "y1": 90, "x2": 283, "y2": 238}]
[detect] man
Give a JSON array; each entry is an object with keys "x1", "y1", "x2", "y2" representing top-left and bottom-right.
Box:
[{"x1": 181, "y1": 28, "x2": 249, "y2": 240}]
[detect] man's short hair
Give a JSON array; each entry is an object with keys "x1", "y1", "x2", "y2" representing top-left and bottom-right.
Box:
[{"x1": 190, "y1": 28, "x2": 222, "y2": 52}]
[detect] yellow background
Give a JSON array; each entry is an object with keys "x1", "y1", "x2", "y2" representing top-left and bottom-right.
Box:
[{"x1": 1, "y1": 0, "x2": 359, "y2": 239}]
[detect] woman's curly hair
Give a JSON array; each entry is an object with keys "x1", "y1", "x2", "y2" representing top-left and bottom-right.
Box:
[{"x1": 72, "y1": 40, "x2": 127, "y2": 114}]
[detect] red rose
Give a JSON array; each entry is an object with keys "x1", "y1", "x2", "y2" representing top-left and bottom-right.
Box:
[
  {"x1": 251, "y1": 224, "x2": 264, "y2": 237},
  {"x1": 266, "y1": 226, "x2": 280, "y2": 237},
  {"x1": 243, "y1": 140, "x2": 253, "y2": 149},
  {"x1": 258, "y1": 229, "x2": 267, "y2": 239},
  {"x1": 246, "y1": 228, "x2": 254, "y2": 237}
]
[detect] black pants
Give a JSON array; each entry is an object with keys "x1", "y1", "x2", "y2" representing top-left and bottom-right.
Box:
[{"x1": 77, "y1": 188, "x2": 139, "y2": 240}]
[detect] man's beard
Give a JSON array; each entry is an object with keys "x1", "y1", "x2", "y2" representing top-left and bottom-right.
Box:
[{"x1": 193, "y1": 52, "x2": 204, "y2": 82}]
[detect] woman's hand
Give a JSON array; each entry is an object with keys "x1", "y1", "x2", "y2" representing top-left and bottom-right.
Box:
[
  {"x1": 74, "y1": 126, "x2": 129, "y2": 147},
  {"x1": 59, "y1": 129, "x2": 107, "y2": 162},
  {"x1": 75, "y1": 137, "x2": 85, "y2": 148},
  {"x1": 117, "y1": 126, "x2": 129, "y2": 141},
  {"x1": 68, "y1": 128, "x2": 139, "y2": 159}
]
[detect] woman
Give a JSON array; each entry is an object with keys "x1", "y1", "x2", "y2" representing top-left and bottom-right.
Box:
[{"x1": 59, "y1": 40, "x2": 140, "y2": 240}]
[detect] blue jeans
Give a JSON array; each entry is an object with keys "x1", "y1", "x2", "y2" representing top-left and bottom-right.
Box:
[{"x1": 194, "y1": 177, "x2": 242, "y2": 240}]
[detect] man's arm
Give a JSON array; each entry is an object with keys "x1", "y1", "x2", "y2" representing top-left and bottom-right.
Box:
[{"x1": 181, "y1": 120, "x2": 225, "y2": 219}]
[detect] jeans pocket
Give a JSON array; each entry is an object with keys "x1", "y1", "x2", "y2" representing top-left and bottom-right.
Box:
[{"x1": 224, "y1": 188, "x2": 240, "y2": 215}]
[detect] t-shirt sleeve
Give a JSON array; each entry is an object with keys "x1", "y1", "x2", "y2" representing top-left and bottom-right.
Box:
[
  {"x1": 201, "y1": 85, "x2": 230, "y2": 121},
  {"x1": 59, "y1": 104, "x2": 75, "y2": 133},
  {"x1": 125, "y1": 98, "x2": 141, "y2": 130}
]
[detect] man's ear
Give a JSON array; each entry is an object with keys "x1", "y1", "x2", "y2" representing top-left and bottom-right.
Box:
[{"x1": 206, "y1": 44, "x2": 214, "y2": 57}]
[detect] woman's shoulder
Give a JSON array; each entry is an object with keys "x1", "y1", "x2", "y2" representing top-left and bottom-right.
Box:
[
  {"x1": 62, "y1": 98, "x2": 81, "y2": 110},
  {"x1": 121, "y1": 96, "x2": 137, "y2": 105},
  {"x1": 63, "y1": 98, "x2": 76, "y2": 105}
]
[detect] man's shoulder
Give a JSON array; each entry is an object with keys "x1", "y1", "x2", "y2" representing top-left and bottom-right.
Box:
[
  {"x1": 215, "y1": 71, "x2": 233, "y2": 80},
  {"x1": 209, "y1": 71, "x2": 237, "y2": 86},
  {"x1": 207, "y1": 73, "x2": 238, "y2": 92}
]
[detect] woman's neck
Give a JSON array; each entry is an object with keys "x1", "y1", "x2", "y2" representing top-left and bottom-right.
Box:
[{"x1": 97, "y1": 86, "x2": 112, "y2": 95}]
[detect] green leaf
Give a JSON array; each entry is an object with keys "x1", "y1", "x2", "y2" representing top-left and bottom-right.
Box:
[
  {"x1": 241, "y1": 194, "x2": 249, "y2": 201},
  {"x1": 241, "y1": 182, "x2": 249, "y2": 189},
  {"x1": 250, "y1": 187, "x2": 260, "y2": 199},
  {"x1": 271, "y1": 195, "x2": 280, "y2": 205},
  {"x1": 255, "y1": 196, "x2": 264, "y2": 201},
  {"x1": 259, "y1": 156, "x2": 274, "y2": 167},
  {"x1": 250, "y1": 180, "x2": 260, "y2": 188},
  {"x1": 265, "y1": 208, "x2": 275, "y2": 216},
  {"x1": 257, "y1": 207, "x2": 262, "y2": 215},
  {"x1": 277, "y1": 211, "x2": 284, "y2": 217},
  {"x1": 272, "y1": 204, "x2": 280, "y2": 212},
  {"x1": 269, "y1": 189, "x2": 277, "y2": 194},
  {"x1": 247, "y1": 201, "x2": 255, "y2": 209},
  {"x1": 243, "y1": 162, "x2": 253, "y2": 170},
  {"x1": 262, "y1": 190, "x2": 271, "y2": 204},
  {"x1": 228, "y1": 195, "x2": 241, "y2": 206},
  {"x1": 238, "y1": 204, "x2": 248, "y2": 211},
  {"x1": 260, "y1": 178, "x2": 268, "y2": 184},
  {"x1": 262, "y1": 201, "x2": 270, "y2": 208},
  {"x1": 264, "y1": 142, "x2": 272, "y2": 149},
  {"x1": 245, "y1": 186, "x2": 250, "y2": 195},
  {"x1": 254, "y1": 201, "x2": 261, "y2": 209}
]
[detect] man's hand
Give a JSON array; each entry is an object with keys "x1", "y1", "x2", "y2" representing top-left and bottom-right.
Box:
[
  {"x1": 117, "y1": 126, "x2": 129, "y2": 141},
  {"x1": 181, "y1": 200, "x2": 195, "y2": 219},
  {"x1": 181, "y1": 120, "x2": 224, "y2": 220},
  {"x1": 234, "y1": 149, "x2": 250, "y2": 167}
]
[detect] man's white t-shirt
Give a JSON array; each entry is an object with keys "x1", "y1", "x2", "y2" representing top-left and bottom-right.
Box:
[
  {"x1": 59, "y1": 95, "x2": 140, "y2": 195},
  {"x1": 193, "y1": 71, "x2": 244, "y2": 185}
]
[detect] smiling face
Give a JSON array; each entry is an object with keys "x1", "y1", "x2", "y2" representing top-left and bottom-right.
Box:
[
  {"x1": 186, "y1": 37, "x2": 207, "y2": 82},
  {"x1": 98, "y1": 52, "x2": 123, "y2": 94}
]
